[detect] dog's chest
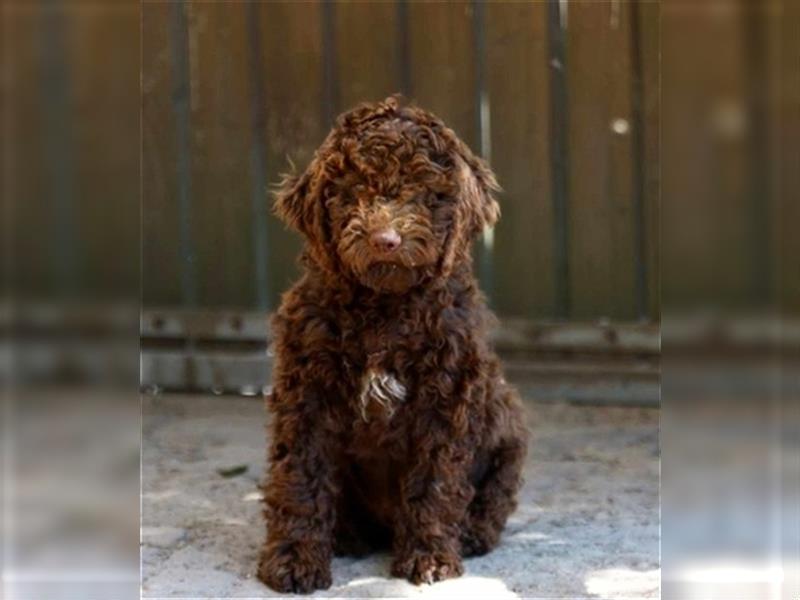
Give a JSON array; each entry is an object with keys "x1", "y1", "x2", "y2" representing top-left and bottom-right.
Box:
[
  {"x1": 343, "y1": 316, "x2": 422, "y2": 424},
  {"x1": 357, "y1": 367, "x2": 407, "y2": 422}
]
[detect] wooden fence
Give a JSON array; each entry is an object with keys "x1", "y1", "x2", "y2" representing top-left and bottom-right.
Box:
[
  {"x1": 142, "y1": 0, "x2": 661, "y2": 321},
  {"x1": 7, "y1": 1, "x2": 797, "y2": 399},
  {"x1": 10, "y1": 1, "x2": 792, "y2": 325}
]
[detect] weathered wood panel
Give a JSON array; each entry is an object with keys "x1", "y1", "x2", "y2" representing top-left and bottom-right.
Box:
[
  {"x1": 780, "y1": 0, "x2": 800, "y2": 313},
  {"x1": 257, "y1": 1, "x2": 325, "y2": 309},
  {"x1": 185, "y1": 3, "x2": 256, "y2": 308},
  {"x1": 70, "y1": 5, "x2": 140, "y2": 301},
  {"x1": 661, "y1": 1, "x2": 756, "y2": 311},
  {"x1": 18, "y1": 1, "x2": 800, "y2": 334},
  {"x1": 566, "y1": 1, "x2": 638, "y2": 320},
  {"x1": 7, "y1": 6, "x2": 52, "y2": 300},
  {"x1": 407, "y1": 2, "x2": 477, "y2": 150},
  {"x1": 637, "y1": 0, "x2": 660, "y2": 319},
  {"x1": 142, "y1": 1, "x2": 182, "y2": 306},
  {"x1": 137, "y1": 0, "x2": 669, "y2": 321},
  {"x1": 7, "y1": 4, "x2": 138, "y2": 302},
  {"x1": 486, "y1": 1, "x2": 555, "y2": 318},
  {"x1": 336, "y1": 1, "x2": 399, "y2": 110}
]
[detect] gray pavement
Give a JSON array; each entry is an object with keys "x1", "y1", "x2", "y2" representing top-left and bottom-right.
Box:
[{"x1": 142, "y1": 394, "x2": 659, "y2": 599}]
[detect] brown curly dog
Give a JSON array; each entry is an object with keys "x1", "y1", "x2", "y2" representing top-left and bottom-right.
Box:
[{"x1": 258, "y1": 96, "x2": 528, "y2": 593}]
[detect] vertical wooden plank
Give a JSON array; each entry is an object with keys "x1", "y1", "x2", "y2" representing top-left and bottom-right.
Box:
[
  {"x1": 486, "y1": 1, "x2": 555, "y2": 318},
  {"x1": 171, "y1": 2, "x2": 196, "y2": 307},
  {"x1": 9, "y1": 3, "x2": 139, "y2": 304},
  {"x1": 407, "y1": 2, "x2": 477, "y2": 151},
  {"x1": 321, "y1": 0, "x2": 339, "y2": 126},
  {"x1": 637, "y1": 0, "x2": 660, "y2": 320},
  {"x1": 258, "y1": 1, "x2": 324, "y2": 309},
  {"x1": 0, "y1": 6, "x2": 9, "y2": 303},
  {"x1": 41, "y1": 5, "x2": 82, "y2": 299},
  {"x1": 780, "y1": 0, "x2": 800, "y2": 314},
  {"x1": 759, "y1": 0, "x2": 781, "y2": 315},
  {"x1": 567, "y1": 0, "x2": 638, "y2": 319},
  {"x1": 69, "y1": 4, "x2": 140, "y2": 301},
  {"x1": 661, "y1": 1, "x2": 754, "y2": 310},
  {"x1": 741, "y1": 1, "x2": 771, "y2": 309},
  {"x1": 661, "y1": 2, "x2": 702, "y2": 309},
  {"x1": 629, "y1": 0, "x2": 648, "y2": 320},
  {"x1": 246, "y1": 2, "x2": 270, "y2": 310},
  {"x1": 336, "y1": 0, "x2": 398, "y2": 110},
  {"x1": 396, "y1": 0, "x2": 412, "y2": 98},
  {"x1": 6, "y1": 5, "x2": 52, "y2": 300},
  {"x1": 185, "y1": 2, "x2": 255, "y2": 308},
  {"x1": 547, "y1": 0, "x2": 571, "y2": 319},
  {"x1": 142, "y1": 1, "x2": 181, "y2": 306},
  {"x1": 718, "y1": 3, "x2": 762, "y2": 310}
]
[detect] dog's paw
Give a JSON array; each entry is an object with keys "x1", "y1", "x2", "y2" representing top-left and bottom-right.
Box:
[
  {"x1": 257, "y1": 543, "x2": 332, "y2": 594},
  {"x1": 391, "y1": 550, "x2": 464, "y2": 585}
]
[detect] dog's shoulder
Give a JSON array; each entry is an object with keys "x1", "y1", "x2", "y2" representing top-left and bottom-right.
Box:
[{"x1": 270, "y1": 274, "x2": 346, "y2": 350}]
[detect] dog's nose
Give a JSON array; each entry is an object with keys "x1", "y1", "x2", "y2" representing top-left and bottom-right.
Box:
[{"x1": 369, "y1": 228, "x2": 402, "y2": 253}]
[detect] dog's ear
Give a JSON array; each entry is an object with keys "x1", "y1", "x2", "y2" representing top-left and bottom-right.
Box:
[
  {"x1": 434, "y1": 121, "x2": 500, "y2": 235},
  {"x1": 439, "y1": 145, "x2": 501, "y2": 275},
  {"x1": 273, "y1": 157, "x2": 327, "y2": 244},
  {"x1": 457, "y1": 156, "x2": 500, "y2": 235},
  {"x1": 453, "y1": 148, "x2": 501, "y2": 237}
]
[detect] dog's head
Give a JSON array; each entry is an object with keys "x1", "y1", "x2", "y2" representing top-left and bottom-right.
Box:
[{"x1": 274, "y1": 96, "x2": 500, "y2": 294}]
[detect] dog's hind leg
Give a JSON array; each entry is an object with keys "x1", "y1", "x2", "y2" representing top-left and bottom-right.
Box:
[{"x1": 460, "y1": 430, "x2": 527, "y2": 557}]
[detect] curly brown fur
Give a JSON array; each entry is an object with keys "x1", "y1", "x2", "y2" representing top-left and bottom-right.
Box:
[{"x1": 258, "y1": 96, "x2": 528, "y2": 593}]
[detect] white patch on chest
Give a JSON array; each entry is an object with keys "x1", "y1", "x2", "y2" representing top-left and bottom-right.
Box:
[{"x1": 359, "y1": 369, "x2": 407, "y2": 421}]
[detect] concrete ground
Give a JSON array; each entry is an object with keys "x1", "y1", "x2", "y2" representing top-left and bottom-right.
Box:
[{"x1": 142, "y1": 394, "x2": 660, "y2": 599}]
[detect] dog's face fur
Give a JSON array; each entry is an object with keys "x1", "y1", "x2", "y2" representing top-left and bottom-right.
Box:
[{"x1": 274, "y1": 97, "x2": 500, "y2": 295}]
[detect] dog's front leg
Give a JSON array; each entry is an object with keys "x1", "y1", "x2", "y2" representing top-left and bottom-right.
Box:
[
  {"x1": 391, "y1": 409, "x2": 474, "y2": 585},
  {"x1": 258, "y1": 386, "x2": 338, "y2": 594}
]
